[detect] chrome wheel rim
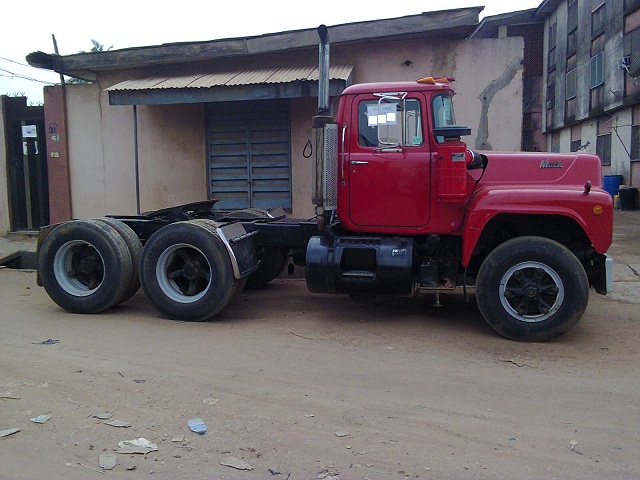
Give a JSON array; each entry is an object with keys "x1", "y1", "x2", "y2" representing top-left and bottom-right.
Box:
[
  {"x1": 53, "y1": 240, "x2": 105, "y2": 296},
  {"x1": 156, "y1": 243, "x2": 212, "y2": 303},
  {"x1": 499, "y1": 261, "x2": 564, "y2": 323}
]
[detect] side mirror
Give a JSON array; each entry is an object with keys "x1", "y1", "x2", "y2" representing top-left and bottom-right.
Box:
[
  {"x1": 433, "y1": 125, "x2": 472, "y2": 141},
  {"x1": 466, "y1": 150, "x2": 487, "y2": 170}
]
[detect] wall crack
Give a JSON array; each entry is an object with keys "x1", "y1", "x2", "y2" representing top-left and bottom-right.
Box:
[{"x1": 475, "y1": 57, "x2": 523, "y2": 150}]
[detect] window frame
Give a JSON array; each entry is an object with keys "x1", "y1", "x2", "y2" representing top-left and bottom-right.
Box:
[
  {"x1": 631, "y1": 124, "x2": 640, "y2": 160},
  {"x1": 596, "y1": 132, "x2": 612, "y2": 165},
  {"x1": 592, "y1": 3, "x2": 606, "y2": 37},
  {"x1": 567, "y1": 0, "x2": 579, "y2": 55},
  {"x1": 548, "y1": 21, "x2": 557, "y2": 72},
  {"x1": 566, "y1": 68, "x2": 578, "y2": 100},
  {"x1": 356, "y1": 96, "x2": 424, "y2": 148},
  {"x1": 590, "y1": 51, "x2": 605, "y2": 88},
  {"x1": 570, "y1": 139, "x2": 582, "y2": 152}
]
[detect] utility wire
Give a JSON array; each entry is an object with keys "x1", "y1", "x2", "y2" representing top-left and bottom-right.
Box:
[
  {"x1": 0, "y1": 55, "x2": 32, "y2": 68},
  {"x1": 0, "y1": 67, "x2": 55, "y2": 84}
]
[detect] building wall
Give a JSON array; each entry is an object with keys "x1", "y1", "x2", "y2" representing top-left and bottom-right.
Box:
[
  {"x1": 611, "y1": 109, "x2": 633, "y2": 180},
  {"x1": 58, "y1": 35, "x2": 524, "y2": 220},
  {"x1": 542, "y1": 0, "x2": 640, "y2": 186},
  {"x1": 332, "y1": 36, "x2": 524, "y2": 152},
  {"x1": 136, "y1": 103, "x2": 207, "y2": 213},
  {"x1": 66, "y1": 84, "x2": 107, "y2": 218},
  {"x1": 0, "y1": 97, "x2": 9, "y2": 235},
  {"x1": 43, "y1": 86, "x2": 72, "y2": 224},
  {"x1": 62, "y1": 81, "x2": 207, "y2": 218},
  {"x1": 290, "y1": 96, "x2": 317, "y2": 219}
]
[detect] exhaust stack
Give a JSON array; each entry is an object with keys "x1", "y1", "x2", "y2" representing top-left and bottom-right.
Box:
[
  {"x1": 311, "y1": 25, "x2": 338, "y2": 218},
  {"x1": 317, "y1": 24, "x2": 330, "y2": 115}
]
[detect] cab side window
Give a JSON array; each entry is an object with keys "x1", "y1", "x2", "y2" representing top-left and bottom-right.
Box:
[
  {"x1": 432, "y1": 94, "x2": 456, "y2": 143},
  {"x1": 358, "y1": 98, "x2": 423, "y2": 147}
]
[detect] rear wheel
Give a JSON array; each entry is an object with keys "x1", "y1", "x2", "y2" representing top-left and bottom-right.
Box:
[
  {"x1": 246, "y1": 247, "x2": 288, "y2": 289},
  {"x1": 476, "y1": 236, "x2": 589, "y2": 342},
  {"x1": 95, "y1": 217, "x2": 142, "y2": 303},
  {"x1": 140, "y1": 220, "x2": 237, "y2": 321},
  {"x1": 38, "y1": 219, "x2": 133, "y2": 313}
]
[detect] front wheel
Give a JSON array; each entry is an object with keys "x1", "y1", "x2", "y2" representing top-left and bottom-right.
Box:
[{"x1": 476, "y1": 236, "x2": 589, "y2": 342}]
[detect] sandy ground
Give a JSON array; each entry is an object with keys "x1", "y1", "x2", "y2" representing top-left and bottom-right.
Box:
[{"x1": 0, "y1": 212, "x2": 638, "y2": 480}]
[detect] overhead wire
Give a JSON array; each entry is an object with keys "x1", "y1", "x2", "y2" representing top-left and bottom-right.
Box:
[
  {"x1": 0, "y1": 67, "x2": 53, "y2": 84},
  {"x1": 0, "y1": 56, "x2": 56, "y2": 85},
  {"x1": 0, "y1": 55, "x2": 32, "y2": 68}
]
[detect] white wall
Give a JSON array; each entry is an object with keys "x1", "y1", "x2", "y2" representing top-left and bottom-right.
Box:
[
  {"x1": 65, "y1": 82, "x2": 207, "y2": 218},
  {"x1": 66, "y1": 84, "x2": 107, "y2": 218},
  {"x1": 559, "y1": 127, "x2": 572, "y2": 152}
]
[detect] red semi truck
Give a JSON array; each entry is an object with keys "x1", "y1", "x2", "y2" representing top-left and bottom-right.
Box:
[{"x1": 36, "y1": 27, "x2": 614, "y2": 342}]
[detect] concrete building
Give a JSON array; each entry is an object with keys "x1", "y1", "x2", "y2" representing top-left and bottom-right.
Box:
[
  {"x1": 17, "y1": 7, "x2": 525, "y2": 227},
  {"x1": 470, "y1": 9, "x2": 546, "y2": 153},
  {"x1": 539, "y1": 0, "x2": 640, "y2": 188}
]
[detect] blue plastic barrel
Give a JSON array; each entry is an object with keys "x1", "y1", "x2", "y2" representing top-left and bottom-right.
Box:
[{"x1": 603, "y1": 174, "x2": 623, "y2": 197}]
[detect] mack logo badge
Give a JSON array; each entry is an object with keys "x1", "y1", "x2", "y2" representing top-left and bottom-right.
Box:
[{"x1": 539, "y1": 159, "x2": 563, "y2": 168}]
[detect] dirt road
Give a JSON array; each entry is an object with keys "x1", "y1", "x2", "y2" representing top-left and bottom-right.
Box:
[{"x1": 1, "y1": 213, "x2": 639, "y2": 480}]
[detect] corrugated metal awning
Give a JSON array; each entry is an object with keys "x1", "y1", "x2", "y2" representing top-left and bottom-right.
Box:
[{"x1": 107, "y1": 65, "x2": 354, "y2": 105}]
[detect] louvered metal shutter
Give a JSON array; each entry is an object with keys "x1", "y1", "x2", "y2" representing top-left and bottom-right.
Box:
[{"x1": 207, "y1": 101, "x2": 291, "y2": 210}]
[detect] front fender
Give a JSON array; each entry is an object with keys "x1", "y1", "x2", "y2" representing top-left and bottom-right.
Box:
[{"x1": 461, "y1": 187, "x2": 613, "y2": 267}]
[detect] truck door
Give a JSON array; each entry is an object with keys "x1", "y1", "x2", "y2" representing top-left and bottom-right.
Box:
[{"x1": 348, "y1": 93, "x2": 430, "y2": 228}]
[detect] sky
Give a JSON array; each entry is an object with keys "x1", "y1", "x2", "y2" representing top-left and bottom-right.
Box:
[{"x1": 0, "y1": 0, "x2": 542, "y2": 104}]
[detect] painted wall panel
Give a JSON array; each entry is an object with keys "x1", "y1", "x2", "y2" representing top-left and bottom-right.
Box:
[{"x1": 66, "y1": 84, "x2": 105, "y2": 219}]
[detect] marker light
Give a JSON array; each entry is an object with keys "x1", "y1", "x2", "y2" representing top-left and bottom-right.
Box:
[
  {"x1": 592, "y1": 205, "x2": 604, "y2": 215},
  {"x1": 416, "y1": 77, "x2": 455, "y2": 84}
]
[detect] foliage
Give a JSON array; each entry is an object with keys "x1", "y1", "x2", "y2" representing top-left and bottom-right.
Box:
[
  {"x1": 82, "y1": 39, "x2": 113, "y2": 54},
  {"x1": 66, "y1": 39, "x2": 113, "y2": 84}
]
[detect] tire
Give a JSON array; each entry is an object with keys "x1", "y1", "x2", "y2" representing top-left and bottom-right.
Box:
[
  {"x1": 37, "y1": 219, "x2": 133, "y2": 314},
  {"x1": 140, "y1": 220, "x2": 238, "y2": 321},
  {"x1": 245, "y1": 247, "x2": 288, "y2": 289},
  {"x1": 476, "y1": 236, "x2": 589, "y2": 342},
  {"x1": 95, "y1": 218, "x2": 143, "y2": 303}
]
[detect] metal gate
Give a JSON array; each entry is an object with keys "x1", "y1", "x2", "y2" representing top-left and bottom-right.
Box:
[
  {"x1": 3, "y1": 97, "x2": 49, "y2": 231},
  {"x1": 206, "y1": 100, "x2": 291, "y2": 210}
]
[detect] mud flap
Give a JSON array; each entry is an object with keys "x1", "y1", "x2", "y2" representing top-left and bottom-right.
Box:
[
  {"x1": 216, "y1": 222, "x2": 259, "y2": 279},
  {"x1": 592, "y1": 253, "x2": 614, "y2": 295}
]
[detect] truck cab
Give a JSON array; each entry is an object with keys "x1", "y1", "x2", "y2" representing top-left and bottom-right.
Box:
[
  {"x1": 336, "y1": 79, "x2": 474, "y2": 235},
  {"x1": 306, "y1": 76, "x2": 613, "y2": 341}
]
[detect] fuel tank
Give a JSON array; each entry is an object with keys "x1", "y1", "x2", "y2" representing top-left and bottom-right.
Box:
[{"x1": 306, "y1": 235, "x2": 414, "y2": 295}]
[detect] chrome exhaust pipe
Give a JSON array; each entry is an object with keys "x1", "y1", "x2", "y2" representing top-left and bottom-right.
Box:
[
  {"x1": 311, "y1": 25, "x2": 337, "y2": 219},
  {"x1": 317, "y1": 24, "x2": 330, "y2": 115}
]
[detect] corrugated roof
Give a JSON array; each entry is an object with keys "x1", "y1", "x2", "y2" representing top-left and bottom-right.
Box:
[{"x1": 107, "y1": 65, "x2": 354, "y2": 91}]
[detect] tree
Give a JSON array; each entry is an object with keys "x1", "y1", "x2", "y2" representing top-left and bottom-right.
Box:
[
  {"x1": 66, "y1": 40, "x2": 113, "y2": 84},
  {"x1": 86, "y1": 39, "x2": 113, "y2": 53}
]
